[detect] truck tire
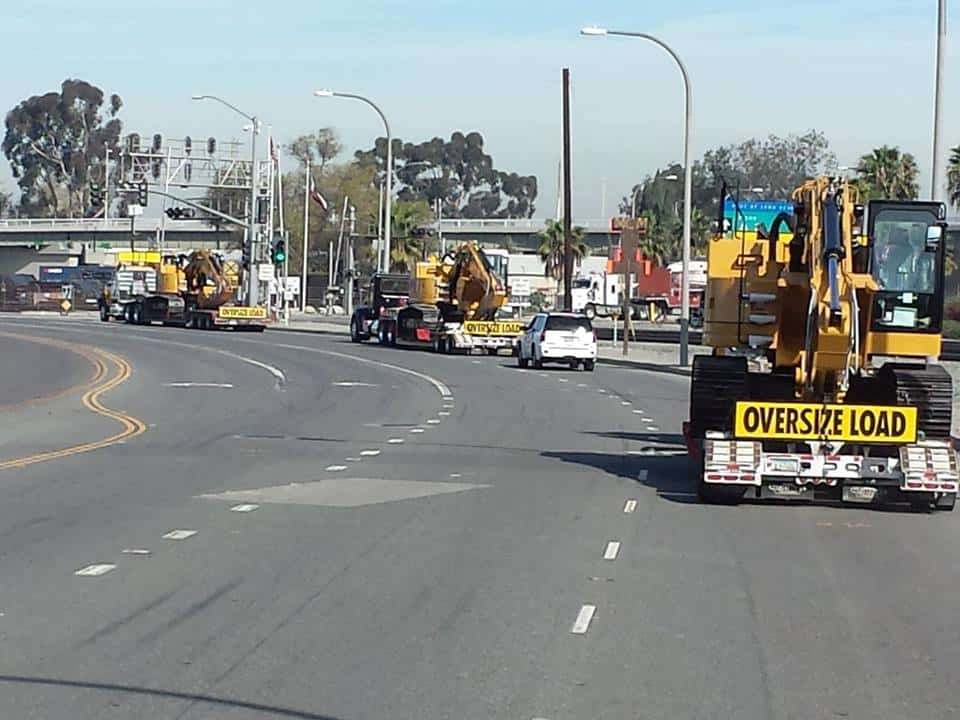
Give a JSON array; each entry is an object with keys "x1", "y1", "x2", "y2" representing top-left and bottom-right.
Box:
[
  {"x1": 132, "y1": 303, "x2": 143, "y2": 325},
  {"x1": 351, "y1": 318, "x2": 362, "y2": 343},
  {"x1": 99, "y1": 304, "x2": 109, "y2": 322},
  {"x1": 584, "y1": 303, "x2": 596, "y2": 320},
  {"x1": 518, "y1": 354, "x2": 528, "y2": 369},
  {"x1": 584, "y1": 360, "x2": 595, "y2": 372},
  {"x1": 487, "y1": 348, "x2": 499, "y2": 356},
  {"x1": 533, "y1": 351, "x2": 543, "y2": 369}
]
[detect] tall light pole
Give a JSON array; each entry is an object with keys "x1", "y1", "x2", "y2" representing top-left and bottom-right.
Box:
[
  {"x1": 582, "y1": 26, "x2": 693, "y2": 366},
  {"x1": 315, "y1": 90, "x2": 392, "y2": 273},
  {"x1": 632, "y1": 173, "x2": 679, "y2": 218},
  {"x1": 931, "y1": 0, "x2": 947, "y2": 202},
  {"x1": 192, "y1": 94, "x2": 261, "y2": 305}
]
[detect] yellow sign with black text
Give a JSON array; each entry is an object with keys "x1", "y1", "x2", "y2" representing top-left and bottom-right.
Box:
[
  {"x1": 734, "y1": 401, "x2": 917, "y2": 444},
  {"x1": 463, "y1": 320, "x2": 525, "y2": 336},
  {"x1": 218, "y1": 306, "x2": 268, "y2": 320}
]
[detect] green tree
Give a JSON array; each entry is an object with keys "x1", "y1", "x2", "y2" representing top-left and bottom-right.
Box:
[
  {"x1": 537, "y1": 218, "x2": 587, "y2": 288},
  {"x1": 287, "y1": 128, "x2": 342, "y2": 172},
  {"x1": 855, "y1": 145, "x2": 919, "y2": 200},
  {"x1": 947, "y1": 145, "x2": 960, "y2": 209},
  {"x1": 3, "y1": 79, "x2": 123, "y2": 217},
  {"x1": 356, "y1": 131, "x2": 538, "y2": 219},
  {"x1": 0, "y1": 190, "x2": 15, "y2": 218}
]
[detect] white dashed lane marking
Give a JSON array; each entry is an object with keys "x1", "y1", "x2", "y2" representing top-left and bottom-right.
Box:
[
  {"x1": 388, "y1": 438, "x2": 404, "y2": 444},
  {"x1": 409, "y1": 428, "x2": 425, "y2": 434},
  {"x1": 163, "y1": 530, "x2": 198, "y2": 541},
  {"x1": 75, "y1": 564, "x2": 117, "y2": 576},
  {"x1": 360, "y1": 449, "x2": 381, "y2": 457},
  {"x1": 623, "y1": 499, "x2": 638, "y2": 513},
  {"x1": 230, "y1": 504, "x2": 259, "y2": 513},
  {"x1": 121, "y1": 548, "x2": 152, "y2": 556},
  {"x1": 438, "y1": 411, "x2": 451, "y2": 416},
  {"x1": 571, "y1": 604, "x2": 597, "y2": 634},
  {"x1": 427, "y1": 419, "x2": 441, "y2": 424},
  {"x1": 603, "y1": 541, "x2": 621, "y2": 560},
  {"x1": 326, "y1": 465, "x2": 348, "y2": 471}
]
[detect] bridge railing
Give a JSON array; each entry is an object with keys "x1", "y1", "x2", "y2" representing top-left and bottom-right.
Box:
[
  {"x1": 0, "y1": 218, "x2": 216, "y2": 232},
  {"x1": 438, "y1": 218, "x2": 612, "y2": 233}
]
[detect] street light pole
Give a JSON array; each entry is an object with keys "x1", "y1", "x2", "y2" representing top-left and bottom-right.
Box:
[
  {"x1": 931, "y1": 0, "x2": 947, "y2": 202},
  {"x1": 315, "y1": 90, "x2": 392, "y2": 273},
  {"x1": 582, "y1": 26, "x2": 693, "y2": 366},
  {"x1": 191, "y1": 94, "x2": 260, "y2": 305}
]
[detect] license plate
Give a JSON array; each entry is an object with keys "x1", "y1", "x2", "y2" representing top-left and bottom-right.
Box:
[
  {"x1": 768, "y1": 458, "x2": 799, "y2": 474},
  {"x1": 842, "y1": 486, "x2": 878, "y2": 503}
]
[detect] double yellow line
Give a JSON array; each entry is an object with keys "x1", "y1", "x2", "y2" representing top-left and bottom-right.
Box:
[{"x1": 0, "y1": 333, "x2": 147, "y2": 470}]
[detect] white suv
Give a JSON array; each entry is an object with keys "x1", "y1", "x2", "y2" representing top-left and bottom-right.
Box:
[{"x1": 518, "y1": 312, "x2": 597, "y2": 371}]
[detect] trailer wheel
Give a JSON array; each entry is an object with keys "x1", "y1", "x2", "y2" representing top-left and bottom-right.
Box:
[
  {"x1": 131, "y1": 303, "x2": 143, "y2": 325},
  {"x1": 350, "y1": 319, "x2": 362, "y2": 343},
  {"x1": 584, "y1": 360, "x2": 595, "y2": 372},
  {"x1": 487, "y1": 348, "x2": 498, "y2": 356},
  {"x1": 584, "y1": 303, "x2": 596, "y2": 320}
]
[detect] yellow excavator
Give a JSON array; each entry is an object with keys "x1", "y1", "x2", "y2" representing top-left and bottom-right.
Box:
[
  {"x1": 100, "y1": 249, "x2": 266, "y2": 331},
  {"x1": 374, "y1": 241, "x2": 523, "y2": 354},
  {"x1": 686, "y1": 176, "x2": 957, "y2": 510}
]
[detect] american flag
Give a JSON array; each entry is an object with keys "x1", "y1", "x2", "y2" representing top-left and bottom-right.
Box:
[
  {"x1": 269, "y1": 137, "x2": 278, "y2": 162},
  {"x1": 309, "y1": 176, "x2": 328, "y2": 210}
]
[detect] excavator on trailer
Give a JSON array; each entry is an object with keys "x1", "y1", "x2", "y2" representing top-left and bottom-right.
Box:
[
  {"x1": 100, "y1": 249, "x2": 267, "y2": 331},
  {"x1": 685, "y1": 176, "x2": 957, "y2": 511},
  {"x1": 372, "y1": 241, "x2": 524, "y2": 354}
]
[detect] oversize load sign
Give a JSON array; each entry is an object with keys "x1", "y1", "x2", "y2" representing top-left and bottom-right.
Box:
[
  {"x1": 464, "y1": 320, "x2": 525, "y2": 336},
  {"x1": 734, "y1": 402, "x2": 917, "y2": 444},
  {"x1": 218, "y1": 306, "x2": 268, "y2": 320}
]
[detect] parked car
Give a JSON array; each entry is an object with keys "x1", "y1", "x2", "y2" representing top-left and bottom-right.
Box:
[{"x1": 517, "y1": 312, "x2": 597, "y2": 371}]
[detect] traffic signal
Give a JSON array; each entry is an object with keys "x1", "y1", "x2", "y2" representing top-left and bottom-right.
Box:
[
  {"x1": 90, "y1": 181, "x2": 103, "y2": 208},
  {"x1": 272, "y1": 238, "x2": 286, "y2": 264},
  {"x1": 165, "y1": 207, "x2": 196, "y2": 220},
  {"x1": 137, "y1": 179, "x2": 148, "y2": 207}
]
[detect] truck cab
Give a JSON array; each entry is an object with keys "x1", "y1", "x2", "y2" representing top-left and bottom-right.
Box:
[{"x1": 350, "y1": 273, "x2": 410, "y2": 342}]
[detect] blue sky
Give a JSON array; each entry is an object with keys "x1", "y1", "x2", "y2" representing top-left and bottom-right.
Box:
[{"x1": 1, "y1": 0, "x2": 957, "y2": 217}]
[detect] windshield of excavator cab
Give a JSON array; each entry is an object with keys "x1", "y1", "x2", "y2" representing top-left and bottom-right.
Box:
[
  {"x1": 486, "y1": 252, "x2": 508, "y2": 286},
  {"x1": 870, "y1": 208, "x2": 941, "y2": 330}
]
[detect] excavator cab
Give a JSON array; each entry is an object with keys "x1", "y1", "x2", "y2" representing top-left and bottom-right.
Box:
[{"x1": 865, "y1": 201, "x2": 945, "y2": 341}]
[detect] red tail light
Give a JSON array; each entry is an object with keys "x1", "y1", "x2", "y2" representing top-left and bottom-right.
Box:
[
  {"x1": 540, "y1": 331, "x2": 546, "y2": 342},
  {"x1": 592, "y1": 329, "x2": 597, "y2": 342}
]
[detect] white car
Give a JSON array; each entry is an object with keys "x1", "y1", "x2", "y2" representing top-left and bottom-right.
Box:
[{"x1": 518, "y1": 312, "x2": 597, "y2": 371}]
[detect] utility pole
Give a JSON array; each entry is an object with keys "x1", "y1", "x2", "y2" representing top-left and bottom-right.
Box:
[
  {"x1": 932, "y1": 0, "x2": 947, "y2": 202},
  {"x1": 301, "y1": 157, "x2": 310, "y2": 312},
  {"x1": 562, "y1": 67, "x2": 573, "y2": 312},
  {"x1": 346, "y1": 205, "x2": 356, "y2": 316}
]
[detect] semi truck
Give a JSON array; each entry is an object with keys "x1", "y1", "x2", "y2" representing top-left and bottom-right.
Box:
[
  {"x1": 351, "y1": 242, "x2": 524, "y2": 354},
  {"x1": 98, "y1": 250, "x2": 268, "y2": 331}
]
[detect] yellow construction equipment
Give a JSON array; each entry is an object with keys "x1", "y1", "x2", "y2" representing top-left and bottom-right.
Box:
[
  {"x1": 99, "y1": 250, "x2": 266, "y2": 331},
  {"x1": 686, "y1": 176, "x2": 957, "y2": 511},
  {"x1": 367, "y1": 241, "x2": 523, "y2": 354}
]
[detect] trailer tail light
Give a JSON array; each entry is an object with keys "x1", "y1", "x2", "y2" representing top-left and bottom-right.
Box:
[
  {"x1": 540, "y1": 330, "x2": 546, "y2": 342},
  {"x1": 593, "y1": 329, "x2": 597, "y2": 343}
]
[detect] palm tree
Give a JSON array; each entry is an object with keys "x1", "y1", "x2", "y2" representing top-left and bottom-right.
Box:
[
  {"x1": 388, "y1": 200, "x2": 431, "y2": 272},
  {"x1": 856, "y1": 146, "x2": 919, "y2": 200},
  {"x1": 536, "y1": 218, "x2": 587, "y2": 286},
  {"x1": 947, "y1": 145, "x2": 960, "y2": 210}
]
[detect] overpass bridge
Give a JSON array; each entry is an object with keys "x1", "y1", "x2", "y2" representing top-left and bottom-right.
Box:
[
  {"x1": 0, "y1": 217, "x2": 237, "y2": 278},
  {"x1": 436, "y1": 218, "x2": 617, "y2": 251}
]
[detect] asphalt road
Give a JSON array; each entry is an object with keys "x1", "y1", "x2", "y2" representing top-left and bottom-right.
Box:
[{"x1": 0, "y1": 316, "x2": 958, "y2": 720}]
